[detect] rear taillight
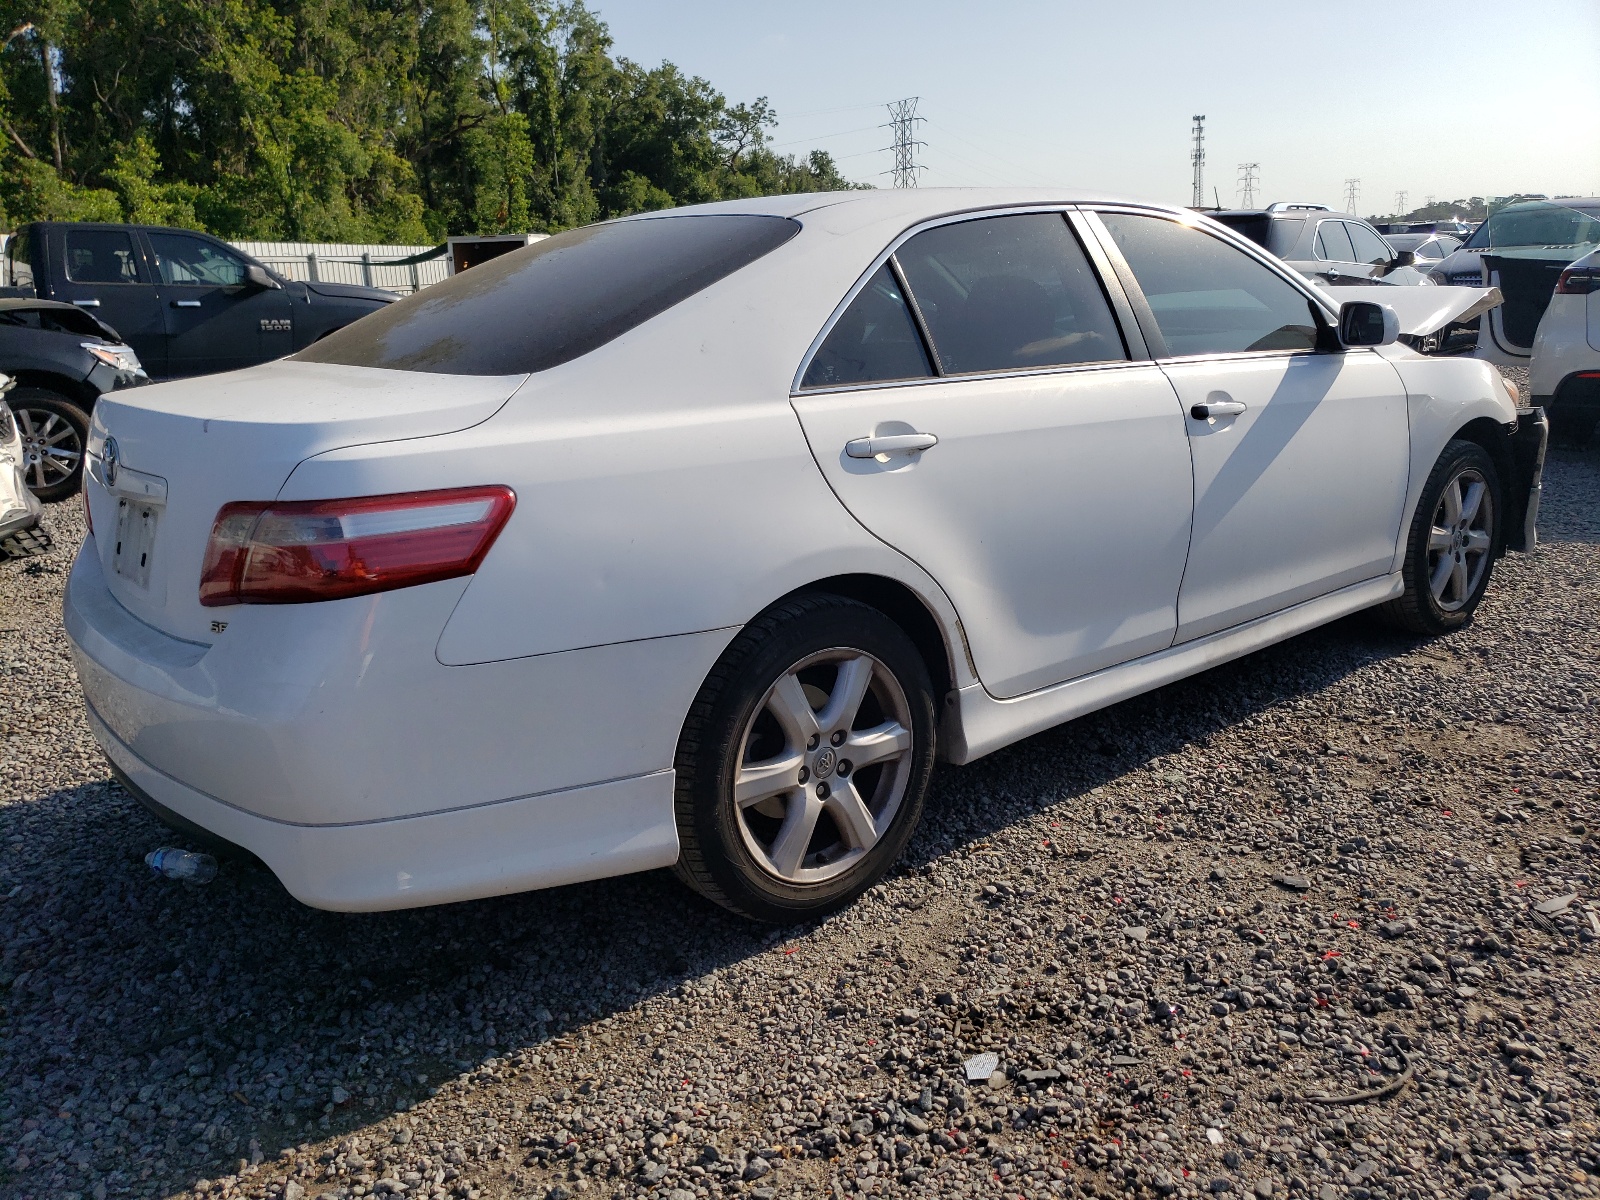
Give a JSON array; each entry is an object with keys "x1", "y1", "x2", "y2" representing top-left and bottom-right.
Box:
[
  {"x1": 1556, "y1": 266, "x2": 1600, "y2": 294},
  {"x1": 198, "y1": 486, "x2": 515, "y2": 607}
]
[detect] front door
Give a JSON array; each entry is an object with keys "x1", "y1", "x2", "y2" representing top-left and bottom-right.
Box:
[
  {"x1": 1093, "y1": 210, "x2": 1411, "y2": 643},
  {"x1": 791, "y1": 212, "x2": 1195, "y2": 699},
  {"x1": 52, "y1": 226, "x2": 167, "y2": 375},
  {"x1": 145, "y1": 231, "x2": 293, "y2": 376}
]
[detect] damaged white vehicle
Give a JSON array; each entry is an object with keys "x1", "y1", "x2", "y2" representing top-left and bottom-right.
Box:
[
  {"x1": 1316, "y1": 282, "x2": 1505, "y2": 354},
  {"x1": 0, "y1": 374, "x2": 48, "y2": 557},
  {"x1": 66, "y1": 190, "x2": 1548, "y2": 922}
]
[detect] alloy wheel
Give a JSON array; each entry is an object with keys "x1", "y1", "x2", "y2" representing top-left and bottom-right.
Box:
[
  {"x1": 1426, "y1": 466, "x2": 1493, "y2": 612},
  {"x1": 732, "y1": 649, "x2": 915, "y2": 885},
  {"x1": 15, "y1": 405, "x2": 84, "y2": 492}
]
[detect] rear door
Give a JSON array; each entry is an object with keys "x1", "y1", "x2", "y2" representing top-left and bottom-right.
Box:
[
  {"x1": 146, "y1": 231, "x2": 293, "y2": 376},
  {"x1": 1312, "y1": 219, "x2": 1371, "y2": 283},
  {"x1": 52, "y1": 226, "x2": 167, "y2": 374},
  {"x1": 1090, "y1": 209, "x2": 1410, "y2": 642},
  {"x1": 790, "y1": 210, "x2": 1195, "y2": 698}
]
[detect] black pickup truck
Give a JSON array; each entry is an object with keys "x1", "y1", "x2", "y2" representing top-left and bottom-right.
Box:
[{"x1": 1, "y1": 221, "x2": 396, "y2": 497}]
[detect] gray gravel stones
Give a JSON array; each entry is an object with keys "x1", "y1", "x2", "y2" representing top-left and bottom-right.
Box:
[{"x1": 4, "y1": 389, "x2": 1600, "y2": 1200}]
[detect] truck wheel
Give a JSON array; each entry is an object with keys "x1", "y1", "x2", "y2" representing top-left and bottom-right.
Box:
[
  {"x1": 9, "y1": 388, "x2": 90, "y2": 502},
  {"x1": 1379, "y1": 439, "x2": 1503, "y2": 635}
]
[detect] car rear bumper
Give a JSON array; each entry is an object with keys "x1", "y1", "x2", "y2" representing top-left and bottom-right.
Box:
[
  {"x1": 64, "y1": 538, "x2": 736, "y2": 909},
  {"x1": 91, "y1": 703, "x2": 677, "y2": 911},
  {"x1": 1506, "y1": 407, "x2": 1548, "y2": 553}
]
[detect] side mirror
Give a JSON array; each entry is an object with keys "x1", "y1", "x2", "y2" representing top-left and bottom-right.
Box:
[
  {"x1": 244, "y1": 263, "x2": 281, "y2": 290},
  {"x1": 1339, "y1": 300, "x2": 1400, "y2": 347},
  {"x1": 1393, "y1": 250, "x2": 1416, "y2": 268}
]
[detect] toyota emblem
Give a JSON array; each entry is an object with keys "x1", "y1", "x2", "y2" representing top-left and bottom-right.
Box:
[{"x1": 103, "y1": 436, "x2": 120, "y2": 487}]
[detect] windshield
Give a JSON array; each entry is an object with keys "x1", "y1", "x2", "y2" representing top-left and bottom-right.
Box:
[
  {"x1": 1463, "y1": 202, "x2": 1600, "y2": 251},
  {"x1": 295, "y1": 214, "x2": 799, "y2": 376}
]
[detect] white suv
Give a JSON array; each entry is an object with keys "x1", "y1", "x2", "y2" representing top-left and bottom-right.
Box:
[{"x1": 1531, "y1": 248, "x2": 1600, "y2": 443}]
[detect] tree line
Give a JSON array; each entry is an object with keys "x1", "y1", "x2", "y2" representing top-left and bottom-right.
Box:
[{"x1": 0, "y1": 0, "x2": 862, "y2": 241}]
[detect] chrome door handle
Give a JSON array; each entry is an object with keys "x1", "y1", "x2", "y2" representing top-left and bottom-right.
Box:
[
  {"x1": 72, "y1": 299, "x2": 101, "y2": 308},
  {"x1": 171, "y1": 299, "x2": 202, "y2": 308},
  {"x1": 845, "y1": 432, "x2": 939, "y2": 458},
  {"x1": 1190, "y1": 400, "x2": 1247, "y2": 420}
]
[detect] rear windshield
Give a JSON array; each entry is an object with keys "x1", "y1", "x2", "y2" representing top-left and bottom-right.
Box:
[
  {"x1": 1209, "y1": 214, "x2": 1304, "y2": 258},
  {"x1": 1463, "y1": 202, "x2": 1600, "y2": 251},
  {"x1": 295, "y1": 214, "x2": 800, "y2": 376}
]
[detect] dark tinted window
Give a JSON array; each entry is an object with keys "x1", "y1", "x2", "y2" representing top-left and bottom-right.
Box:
[
  {"x1": 297, "y1": 215, "x2": 799, "y2": 376},
  {"x1": 1210, "y1": 213, "x2": 1271, "y2": 248},
  {"x1": 894, "y1": 213, "x2": 1124, "y2": 374},
  {"x1": 149, "y1": 233, "x2": 248, "y2": 286},
  {"x1": 65, "y1": 229, "x2": 143, "y2": 284},
  {"x1": 801, "y1": 264, "x2": 931, "y2": 388},
  {"x1": 1314, "y1": 220, "x2": 1356, "y2": 262},
  {"x1": 0, "y1": 303, "x2": 108, "y2": 336},
  {"x1": 1347, "y1": 222, "x2": 1393, "y2": 265},
  {"x1": 1265, "y1": 218, "x2": 1306, "y2": 257},
  {"x1": 1417, "y1": 240, "x2": 1444, "y2": 260},
  {"x1": 1098, "y1": 212, "x2": 1319, "y2": 356}
]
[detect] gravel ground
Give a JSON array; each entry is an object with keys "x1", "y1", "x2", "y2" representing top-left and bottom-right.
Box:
[{"x1": 3, "y1": 383, "x2": 1599, "y2": 1200}]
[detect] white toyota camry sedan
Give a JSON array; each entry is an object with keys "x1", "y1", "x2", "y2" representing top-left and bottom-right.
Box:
[{"x1": 66, "y1": 189, "x2": 1547, "y2": 922}]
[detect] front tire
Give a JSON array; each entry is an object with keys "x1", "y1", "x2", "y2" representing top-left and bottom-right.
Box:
[
  {"x1": 673, "y1": 594, "x2": 937, "y2": 922},
  {"x1": 9, "y1": 388, "x2": 90, "y2": 501},
  {"x1": 1379, "y1": 439, "x2": 1502, "y2": 634}
]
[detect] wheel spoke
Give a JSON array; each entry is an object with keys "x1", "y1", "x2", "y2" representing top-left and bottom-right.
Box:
[
  {"x1": 1463, "y1": 530, "x2": 1491, "y2": 555},
  {"x1": 1440, "y1": 479, "x2": 1463, "y2": 525},
  {"x1": 1458, "y1": 480, "x2": 1485, "y2": 524},
  {"x1": 28, "y1": 458, "x2": 45, "y2": 488},
  {"x1": 44, "y1": 426, "x2": 78, "y2": 447},
  {"x1": 1427, "y1": 525, "x2": 1453, "y2": 552},
  {"x1": 816, "y1": 655, "x2": 874, "y2": 733},
  {"x1": 34, "y1": 414, "x2": 60, "y2": 440},
  {"x1": 1429, "y1": 553, "x2": 1455, "y2": 600},
  {"x1": 1450, "y1": 555, "x2": 1468, "y2": 602},
  {"x1": 734, "y1": 753, "x2": 804, "y2": 808},
  {"x1": 16, "y1": 410, "x2": 38, "y2": 438},
  {"x1": 766, "y1": 673, "x2": 820, "y2": 746},
  {"x1": 844, "y1": 720, "x2": 912, "y2": 770},
  {"x1": 825, "y1": 780, "x2": 880, "y2": 851},
  {"x1": 767, "y1": 791, "x2": 823, "y2": 878}
]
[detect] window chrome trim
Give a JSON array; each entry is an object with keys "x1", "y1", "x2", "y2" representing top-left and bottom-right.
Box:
[
  {"x1": 793, "y1": 355, "x2": 1164, "y2": 398},
  {"x1": 791, "y1": 203, "x2": 1145, "y2": 396}
]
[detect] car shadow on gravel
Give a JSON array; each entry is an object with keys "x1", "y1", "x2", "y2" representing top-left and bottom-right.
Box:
[{"x1": 0, "y1": 603, "x2": 1429, "y2": 1194}]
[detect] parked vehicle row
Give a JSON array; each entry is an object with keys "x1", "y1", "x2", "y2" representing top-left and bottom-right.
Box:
[
  {"x1": 1210, "y1": 203, "x2": 1437, "y2": 286},
  {"x1": 1, "y1": 222, "x2": 396, "y2": 497},
  {"x1": 65, "y1": 188, "x2": 1546, "y2": 922}
]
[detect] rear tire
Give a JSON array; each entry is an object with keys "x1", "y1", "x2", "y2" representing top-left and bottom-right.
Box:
[
  {"x1": 673, "y1": 594, "x2": 937, "y2": 923},
  {"x1": 9, "y1": 388, "x2": 89, "y2": 501},
  {"x1": 1379, "y1": 439, "x2": 1502, "y2": 635}
]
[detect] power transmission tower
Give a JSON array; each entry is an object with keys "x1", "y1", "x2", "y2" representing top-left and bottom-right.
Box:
[
  {"x1": 1425, "y1": 193, "x2": 1437, "y2": 207},
  {"x1": 1237, "y1": 162, "x2": 1260, "y2": 207},
  {"x1": 885, "y1": 98, "x2": 926, "y2": 189},
  {"x1": 1343, "y1": 177, "x2": 1360, "y2": 214},
  {"x1": 1190, "y1": 115, "x2": 1206, "y2": 207},
  {"x1": 1394, "y1": 189, "x2": 1408, "y2": 216}
]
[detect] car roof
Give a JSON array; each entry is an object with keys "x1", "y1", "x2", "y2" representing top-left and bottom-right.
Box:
[{"x1": 618, "y1": 187, "x2": 1182, "y2": 233}]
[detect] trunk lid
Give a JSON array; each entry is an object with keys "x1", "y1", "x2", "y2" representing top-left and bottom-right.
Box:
[{"x1": 85, "y1": 358, "x2": 524, "y2": 642}]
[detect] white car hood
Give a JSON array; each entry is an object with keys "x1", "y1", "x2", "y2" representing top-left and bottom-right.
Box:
[{"x1": 1320, "y1": 284, "x2": 1504, "y2": 337}]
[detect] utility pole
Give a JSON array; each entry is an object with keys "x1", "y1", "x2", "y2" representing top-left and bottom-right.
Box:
[
  {"x1": 885, "y1": 98, "x2": 925, "y2": 189},
  {"x1": 1190, "y1": 115, "x2": 1206, "y2": 208},
  {"x1": 1394, "y1": 190, "x2": 1408, "y2": 217},
  {"x1": 1237, "y1": 162, "x2": 1260, "y2": 207},
  {"x1": 1343, "y1": 177, "x2": 1360, "y2": 214}
]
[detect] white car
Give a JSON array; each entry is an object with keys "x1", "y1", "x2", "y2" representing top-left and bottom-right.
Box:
[
  {"x1": 66, "y1": 190, "x2": 1547, "y2": 922},
  {"x1": 1, "y1": 373, "x2": 48, "y2": 556},
  {"x1": 1531, "y1": 247, "x2": 1600, "y2": 444}
]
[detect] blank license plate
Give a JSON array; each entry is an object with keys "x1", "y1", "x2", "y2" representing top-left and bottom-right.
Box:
[{"x1": 112, "y1": 498, "x2": 160, "y2": 588}]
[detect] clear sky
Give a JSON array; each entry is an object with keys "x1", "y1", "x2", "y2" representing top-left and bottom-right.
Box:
[{"x1": 594, "y1": 0, "x2": 1600, "y2": 215}]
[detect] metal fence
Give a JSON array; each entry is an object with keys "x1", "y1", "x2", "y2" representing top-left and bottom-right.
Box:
[{"x1": 229, "y1": 241, "x2": 449, "y2": 295}]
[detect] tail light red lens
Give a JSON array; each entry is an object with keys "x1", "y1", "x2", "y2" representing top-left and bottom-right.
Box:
[
  {"x1": 1555, "y1": 267, "x2": 1600, "y2": 295},
  {"x1": 199, "y1": 486, "x2": 515, "y2": 607}
]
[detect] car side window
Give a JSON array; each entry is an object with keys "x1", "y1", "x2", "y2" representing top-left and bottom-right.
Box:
[
  {"x1": 1417, "y1": 241, "x2": 1443, "y2": 260},
  {"x1": 801, "y1": 264, "x2": 933, "y2": 388},
  {"x1": 64, "y1": 230, "x2": 144, "y2": 285},
  {"x1": 1347, "y1": 223, "x2": 1393, "y2": 265},
  {"x1": 5, "y1": 228, "x2": 33, "y2": 289},
  {"x1": 148, "y1": 233, "x2": 248, "y2": 287},
  {"x1": 893, "y1": 213, "x2": 1125, "y2": 374},
  {"x1": 1096, "y1": 211, "x2": 1320, "y2": 356},
  {"x1": 1314, "y1": 220, "x2": 1356, "y2": 263}
]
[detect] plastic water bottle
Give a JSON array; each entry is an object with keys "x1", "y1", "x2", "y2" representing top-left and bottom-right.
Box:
[{"x1": 145, "y1": 847, "x2": 218, "y2": 883}]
